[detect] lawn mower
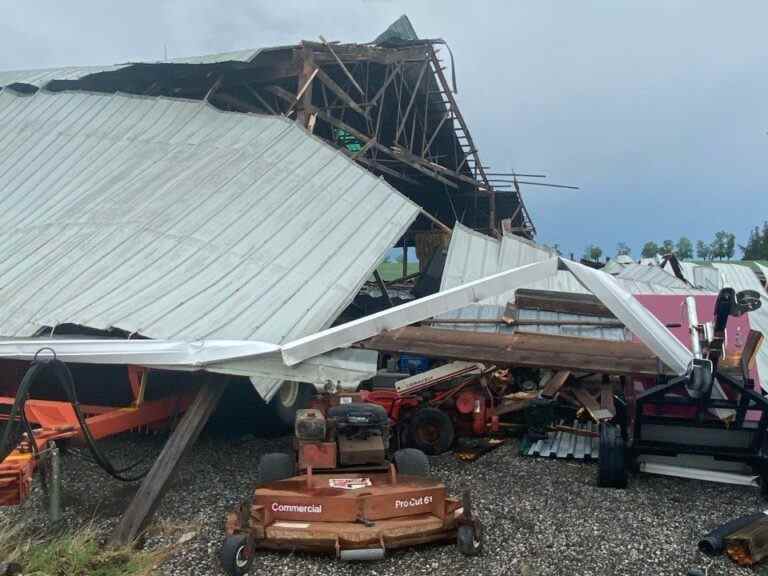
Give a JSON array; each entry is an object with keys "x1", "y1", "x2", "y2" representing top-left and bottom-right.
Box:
[
  {"x1": 221, "y1": 400, "x2": 481, "y2": 575},
  {"x1": 358, "y1": 362, "x2": 526, "y2": 455},
  {"x1": 598, "y1": 288, "x2": 768, "y2": 490}
]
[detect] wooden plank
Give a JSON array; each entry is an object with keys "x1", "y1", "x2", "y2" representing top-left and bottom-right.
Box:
[
  {"x1": 243, "y1": 85, "x2": 277, "y2": 115},
  {"x1": 111, "y1": 376, "x2": 226, "y2": 545},
  {"x1": 514, "y1": 288, "x2": 616, "y2": 318},
  {"x1": 318, "y1": 35, "x2": 365, "y2": 96},
  {"x1": 541, "y1": 370, "x2": 570, "y2": 398},
  {"x1": 372, "y1": 270, "x2": 393, "y2": 308},
  {"x1": 315, "y1": 68, "x2": 369, "y2": 120},
  {"x1": 600, "y1": 377, "x2": 616, "y2": 416},
  {"x1": 294, "y1": 50, "x2": 317, "y2": 126},
  {"x1": 369, "y1": 61, "x2": 403, "y2": 107},
  {"x1": 358, "y1": 326, "x2": 668, "y2": 376},
  {"x1": 572, "y1": 386, "x2": 612, "y2": 421},
  {"x1": 309, "y1": 107, "x2": 459, "y2": 189},
  {"x1": 395, "y1": 59, "x2": 430, "y2": 143},
  {"x1": 741, "y1": 329, "x2": 764, "y2": 374}
]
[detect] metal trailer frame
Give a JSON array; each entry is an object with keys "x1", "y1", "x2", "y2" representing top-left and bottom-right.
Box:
[
  {"x1": 624, "y1": 369, "x2": 768, "y2": 488},
  {"x1": 0, "y1": 365, "x2": 194, "y2": 507}
]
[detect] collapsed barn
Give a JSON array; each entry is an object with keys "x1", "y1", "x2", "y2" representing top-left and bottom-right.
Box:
[{"x1": 1, "y1": 14, "x2": 767, "y2": 568}]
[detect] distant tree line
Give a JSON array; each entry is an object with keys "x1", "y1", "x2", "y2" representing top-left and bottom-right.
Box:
[
  {"x1": 639, "y1": 231, "x2": 735, "y2": 261},
  {"x1": 741, "y1": 222, "x2": 768, "y2": 260}
]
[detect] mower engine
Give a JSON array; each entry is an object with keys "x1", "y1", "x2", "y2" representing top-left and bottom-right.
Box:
[{"x1": 295, "y1": 402, "x2": 390, "y2": 469}]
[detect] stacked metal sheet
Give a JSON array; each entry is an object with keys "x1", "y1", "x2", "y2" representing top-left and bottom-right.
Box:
[{"x1": 523, "y1": 421, "x2": 600, "y2": 461}]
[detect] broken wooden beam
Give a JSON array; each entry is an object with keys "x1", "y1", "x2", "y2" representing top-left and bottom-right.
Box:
[
  {"x1": 358, "y1": 326, "x2": 667, "y2": 376},
  {"x1": 111, "y1": 376, "x2": 227, "y2": 546},
  {"x1": 540, "y1": 370, "x2": 571, "y2": 398},
  {"x1": 513, "y1": 289, "x2": 616, "y2": 318}
]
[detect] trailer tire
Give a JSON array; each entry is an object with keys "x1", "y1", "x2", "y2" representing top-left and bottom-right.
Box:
[
  {"x1": 258, "y1": 452, "x2": 296, "y2": 486},
  {"x1": 220, "y1": 534, "x2": 252, "y2": 576},
  {"x1": 457, "y1": 523, "x2": 483, "y2": 556},
  {"x1": 394, "y1": 448, "x2": 430, "y2": 477},
  {"x1": 597, "y1": 422, "x2": 627, "y2": 488},
  {"x1": 408, "y1": 408, "x2": 454, "y2": 455},
  {"x1": 269, "y1": 381, "x2": 314, "y2": 431}
]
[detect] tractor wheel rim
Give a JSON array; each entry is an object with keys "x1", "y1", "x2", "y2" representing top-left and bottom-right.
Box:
[
  {"x1": 279, "y1": 381, "x2": 299, "y2": 407},
  {"x1": 235, "y1": 545, "x2": 249, "y2": 568},
  {"x1": 416, "y1": 423, "x2": 440, "y2": 446}
]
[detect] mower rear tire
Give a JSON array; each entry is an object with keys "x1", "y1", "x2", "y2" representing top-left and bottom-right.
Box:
[
  {"x1": 408, "y1": 408, "x2": 454, "y2": 455},
  {"x1": 220, "y1": 534, "x2": 252, "y2": 576},
  {"x1": 597, "y1": 422, "x2": 627, "y2": 488},
  {"x1": 457, "y1": 523, "x2": 483, "y2": 556},
  {"x1": 258, "y1": 452, "x2": 296, "y2": 485},
  {"x1": 393, "y1": 448, "x2": 430, "y2": 477}
]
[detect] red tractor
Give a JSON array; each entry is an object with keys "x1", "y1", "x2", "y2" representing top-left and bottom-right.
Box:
[{"x1": 222, "y1": 400, "x2": 481, "y2": 574}]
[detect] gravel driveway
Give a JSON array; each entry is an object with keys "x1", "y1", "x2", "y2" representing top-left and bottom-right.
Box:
[{"x1": 1, "y1": 432, "x2": 761, "y2": 576}]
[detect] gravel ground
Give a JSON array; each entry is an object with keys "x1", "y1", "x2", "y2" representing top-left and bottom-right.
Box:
[{"x1": 1, "y1": 431, "x2": 763, "y2": 576}]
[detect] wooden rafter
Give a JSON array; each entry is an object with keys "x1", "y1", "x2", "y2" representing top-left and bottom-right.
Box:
[
  {"x1": 318, "y1": 35, "x2": 365, "y2": 96},
  {"x1": 395, "y1": 59, "x2": 430, "y2": 144},
  {"x1": 315, "y1": 68, "x2": 369, "y2": 120}
]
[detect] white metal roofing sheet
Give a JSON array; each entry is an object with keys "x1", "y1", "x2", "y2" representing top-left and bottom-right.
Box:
[
  {"x1": 438, "y1": 224, "x2": 705, "y2": 342},
  {"x1": 754, "y1": 263, "x2": 768, "y2": 287},
  {"x1": 441, "y1": 224, "x2": 702, "y2": 298},
  {"x1": 0, "y1": 65, "x2": 126, "y2": 88},
  {"x1": 0, "y1": 49, "x2": 261, "y2": 88},
  {"x1": 0, "y1": 90, "x2": 420, "y2": 345},
  {"x1": 615, "y1": 262, "x2": 690, "y2": 289}
]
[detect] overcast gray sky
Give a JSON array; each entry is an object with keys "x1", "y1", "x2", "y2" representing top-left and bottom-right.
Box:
[{"x1": 2, "y1": 1, "x2": 766, "y2": 259}]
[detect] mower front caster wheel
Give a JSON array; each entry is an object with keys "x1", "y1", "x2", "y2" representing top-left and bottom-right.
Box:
[
  {"x1": 457, "y1": 522, "x2": 483, "y2": 556},
  {"x1": 220, "y1": 534, "x2": 252, "y2": 576},
  {"x1": 393, "y1": 448, "x2": 430, "y2": 476}
]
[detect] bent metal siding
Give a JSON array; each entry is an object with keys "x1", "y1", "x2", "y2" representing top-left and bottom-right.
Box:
[{"x1": 0, "y1": 89, "x2": 420, "y2": 397}]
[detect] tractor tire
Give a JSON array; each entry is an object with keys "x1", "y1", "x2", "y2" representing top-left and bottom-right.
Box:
[
  {"x1": 408, "y1": 408, "x2": 455, "y2": 455},
  {"x1": 257, "y1": 452, "x2": 296, "y2": 486},
  {"x1": 220, "y1": 534, "x2": 252, "y2": 576},
  {"x1": 269, "y1": 381, "x2": 314, "y2": 432},
  {"x1": 393, "y1": 448, "x2": 430, "y2": 477},
  {"x1": 597, "y1": 422, "x2": 627, "y2": 488},
  {"x1": 457, "y1": 523, "x2": 483, "y2": 556}
]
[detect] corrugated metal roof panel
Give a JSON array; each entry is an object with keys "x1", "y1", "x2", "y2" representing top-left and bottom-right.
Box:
[
  {"x1": 0, "y1": 90, "x2": 420, "y2": 345},
  {"x1": 0, "y1": 65, "x2": 126, "y2": 88},
  {"x1": 438, "y1": 224, "x2": 706, "y2": 339},
  {"x1": 615, "y1": 263, "x2": 690, "y2": 289},
  {"x1": 754, "y1": 263, "x2": 768, "y2": 286},
  {"x1": 0, "y1": 49, "x2": 261, "y2": 88},
  {"x1": 442, "y1": 224, "x2": 703, "y2": 298},
  {"x1": 168, "y1": 48, "x2": 261, "y2": 64}
]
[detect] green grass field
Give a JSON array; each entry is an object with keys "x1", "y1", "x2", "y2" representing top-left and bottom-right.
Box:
[{"x1": 376, "y1": 261, "x2": 419, "y2": 281}]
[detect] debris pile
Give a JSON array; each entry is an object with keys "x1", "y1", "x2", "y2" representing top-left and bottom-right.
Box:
[{"x1": 0, "y1": 11, "x2": 767, "y2": 573}]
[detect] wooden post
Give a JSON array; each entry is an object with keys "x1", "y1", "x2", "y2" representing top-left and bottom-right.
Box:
[
  {"x1": 402, "y1": 239, "x2": 407, "y2": 279},
  {"x1": 373, "y1": 269, "x2": 393, "y2": 308},
  {"x1": 111, "y1": 376, "x2": 226, "y2": 546},
  {"x1": 296, "y1": 48, "x2": 315, "y2": 129}
]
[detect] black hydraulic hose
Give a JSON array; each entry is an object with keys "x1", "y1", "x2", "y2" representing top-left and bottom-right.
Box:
[
  {"x1": 0, "y1": 362, "x2": 48, "y2": 462},
  {"x1": 0, "y1": 357, "x2": 150, "y2": 482},
  {"x1": 50, "y1": 358, "x2": 150, "y2": 481},
  {"x1": 698, "y1": 512, "x2": 766, "y2": 555}
]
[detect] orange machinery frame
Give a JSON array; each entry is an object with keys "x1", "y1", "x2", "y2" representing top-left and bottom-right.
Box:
[{"x1": 0, "y1": 366, "x2": 194, "y2": 506}]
